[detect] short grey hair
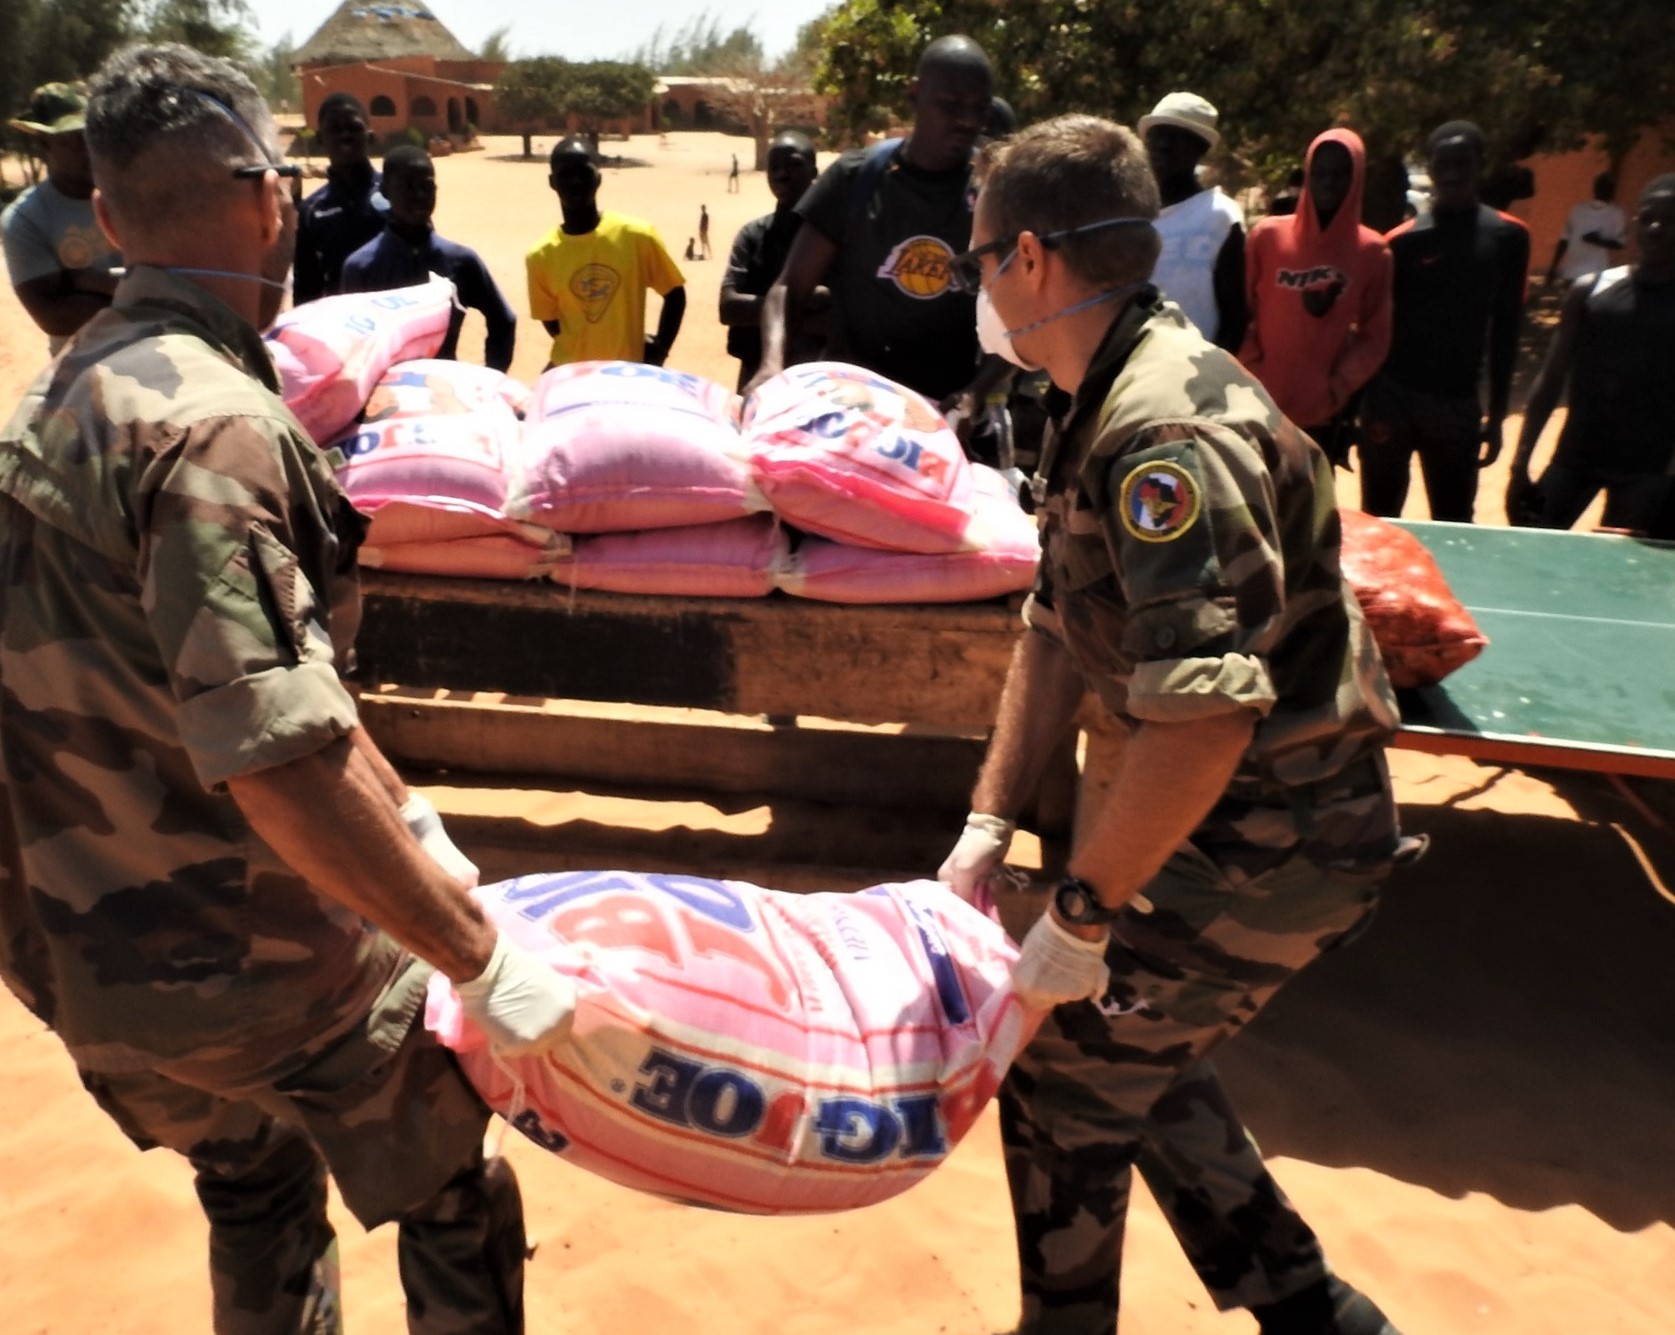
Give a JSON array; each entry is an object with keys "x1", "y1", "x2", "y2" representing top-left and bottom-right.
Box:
[
  {"x1": 980, "y1": 115, "x2": 1161, "y2": 289},
  {"x1": 86, "y1": 43, "x2": 275, "y2": 236}
]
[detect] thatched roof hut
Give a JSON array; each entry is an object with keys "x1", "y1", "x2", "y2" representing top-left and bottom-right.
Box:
[{"x1": 294, "y1": 3, "x2": 477, "y2": 68}]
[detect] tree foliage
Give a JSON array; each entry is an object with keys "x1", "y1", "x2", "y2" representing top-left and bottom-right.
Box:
[
  {"x1": 493, "y1": 57, "x2": 656, "y2": 157},
  {"x1": 478, "y1": 24, "x2": 513, "y2": 64},
  {"x1": 815, "y1": 0, "x2": 1675, "y2": 225},
  {"x1": 633, "y1": 13, "x2": 764, "y2": 75}
]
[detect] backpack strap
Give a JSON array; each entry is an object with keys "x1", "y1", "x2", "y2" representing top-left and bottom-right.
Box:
[{"x1": 848, "y1": 137, "x2": 904, "y2": 225}]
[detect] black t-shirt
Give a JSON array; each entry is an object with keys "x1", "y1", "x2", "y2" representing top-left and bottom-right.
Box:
[
  {"x1": 1556, "y1": 267, "x2": 1675, "y2": 473},
  {"x1": 797, "y1": 145, "x2": 979, "y2": 402},
  {"x1": 1384, "y1": 204, "x2": 1528, "y2": 399},
  {"x1": 723, "y1": 206, "x2": 804, "y2": 378}
]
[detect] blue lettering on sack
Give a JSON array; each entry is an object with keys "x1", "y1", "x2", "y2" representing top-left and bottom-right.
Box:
[
  {"x1": 904, "y1": 897, "x2": 969, "y2": 1025},
  {"x1": 874, "y1": 436, "x2": 925, "y2": 470},
  {"x1": 596, "y1": 362, "x2": 706, "y2": 396},
  {"x1": 511, "y1": 1108, "x2": 569, "y2": 1153},
  {"x1": 628, "y1": 1047, "x2": 948, "y2": 1162},
  {"x1": 339, "y1": 429, "x2": 380, "y2": 459},
  {"x1": 498, "y1": 871, "x2": 757, "y2": 934}
]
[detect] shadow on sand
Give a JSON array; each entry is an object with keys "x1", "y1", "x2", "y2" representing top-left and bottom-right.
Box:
[{"x1": 1221, "y1": 796, "x2": 1675, "y2": 1231}]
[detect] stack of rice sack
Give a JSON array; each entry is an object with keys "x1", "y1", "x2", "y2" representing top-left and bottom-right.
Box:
[
  {"x1": 744, "y1": 362, "x2": 1040, "y2": 604},
  {"x1": 267, "y1": 280, "x2": 565, "y2": 579},
  {"x1": 514, "y1": 362, "x2": 787, "y2": 597},
  {"x1": 267, "y1": 289, "x2": 1038, "y2": 603}
]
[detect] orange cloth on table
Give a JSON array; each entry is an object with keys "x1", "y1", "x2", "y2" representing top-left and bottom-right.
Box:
[{"x1": 1239, "y1": 128, "x2": 1392, "y2": 428}]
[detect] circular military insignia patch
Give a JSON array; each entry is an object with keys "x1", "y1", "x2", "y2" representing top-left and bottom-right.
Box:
[{"x1": 1118, "y1": 460, "x2": 1201, "y2": 542}]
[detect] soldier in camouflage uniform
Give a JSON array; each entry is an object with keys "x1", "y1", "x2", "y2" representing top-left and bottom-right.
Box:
[
  {"x1": 938, "y1": 116, "x2": 1414, "y2": 1334},
  {"x1": 0, "y1": 45, "x2": 575, "y2": 1334}
]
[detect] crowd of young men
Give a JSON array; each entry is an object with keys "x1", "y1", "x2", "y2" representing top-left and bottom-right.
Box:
[
  {"x1": 12, "y1": 70, "x2": 1665, "y2": 534},
  {"x1": 2, "y1": 34, "x2": 1673, "y2": 1335}
]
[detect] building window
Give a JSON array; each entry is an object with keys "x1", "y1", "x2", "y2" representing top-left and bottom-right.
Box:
[
  {"x1": 411, "y1": 95, "x2": 437, "y2": 117},
  {"x1": 369, "y1": 94, "x2": 397, "y2": 117}
]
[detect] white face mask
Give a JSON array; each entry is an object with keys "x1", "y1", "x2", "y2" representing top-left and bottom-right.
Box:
[
  {"x1": 976, "y1": 285, "x2": 1038, "y2": 369},
  {"x1": 970, "y1": 216, "x2": 1155, "y2": 372}
]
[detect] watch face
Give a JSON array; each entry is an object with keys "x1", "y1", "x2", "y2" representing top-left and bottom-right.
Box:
[{"x1": 1056, "y1": 878, "x2": 1110, "y2": 924}]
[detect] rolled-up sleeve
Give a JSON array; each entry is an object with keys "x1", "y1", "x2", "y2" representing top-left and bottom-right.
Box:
[
  {"x1": 140, "y1": 416, "x2": 359, "y2": 787},
  {"x1": 1094, "y1": 429, "x2": 1287, "y2": 720}
]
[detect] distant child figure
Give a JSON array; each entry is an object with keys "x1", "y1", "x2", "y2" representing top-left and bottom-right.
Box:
[
  {"x1": 684, "y1": 237, "x2": 696, "y2": 261},
  {"x1": 728, "y1": 154, "x2": 740, "y2": 192},
  {"x1": 698, "y1": 204, "x2": 711, "y2": 258}
]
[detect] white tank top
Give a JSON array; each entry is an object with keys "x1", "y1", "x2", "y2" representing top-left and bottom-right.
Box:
[{"x1": 1151, "y1": 188, "x2": 1243, "y2": 341}]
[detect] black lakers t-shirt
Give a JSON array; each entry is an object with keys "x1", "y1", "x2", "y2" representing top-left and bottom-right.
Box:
[{"x1": 797, "y1": 145, "x2": 979, "y2": 402}]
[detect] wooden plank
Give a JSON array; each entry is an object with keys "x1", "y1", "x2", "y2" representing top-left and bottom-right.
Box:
[
  {"x1": 354, "y1": 572, "x2": 1025, "y2": 729},
  {"x1": 360, "y1": 693, "x2": 989, "y2": 809}
]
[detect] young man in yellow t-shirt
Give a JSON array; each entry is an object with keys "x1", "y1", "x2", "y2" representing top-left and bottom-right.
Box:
[{"x1": 526, "y1": 137, "x2": 687, "y2": 368}]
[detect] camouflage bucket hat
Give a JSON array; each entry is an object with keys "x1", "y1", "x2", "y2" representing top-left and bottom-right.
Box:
[{"x1": 10, "y1": 83, "x2": 88, "y2": 136}]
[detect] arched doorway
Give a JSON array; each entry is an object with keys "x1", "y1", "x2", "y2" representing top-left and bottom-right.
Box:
[
  {"x1": 465, "y1": 97, "x2": 480, "y2": 132},
  {"x1": 447, "y1": 97, "x2": 462, "y2": 133},
  {"x1": 369, "y1": 94, "x2": 396, "y2": 117}
]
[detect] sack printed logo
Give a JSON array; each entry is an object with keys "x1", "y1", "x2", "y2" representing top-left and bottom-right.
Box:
[
  {"x1": 1119, "y1": 460, "x2": 1201, "y2": 542},
  {"x1": 1277, "y1": 264, "x2": 1349, "y2": 318},
  {"x1": 570, "y1": 262, "x2": 622, "y2": 323},
  {"x1": 877, "y1": 234, "x2": 955, "y2": 299}
]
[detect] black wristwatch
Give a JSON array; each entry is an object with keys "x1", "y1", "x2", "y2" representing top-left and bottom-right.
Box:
[{"x1": 1052, "y1": 876, "x2": 1123, "y2": 927}]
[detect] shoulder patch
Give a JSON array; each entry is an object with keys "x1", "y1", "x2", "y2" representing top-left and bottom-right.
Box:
[{"x1": 1118, "y1": 459, "x2": 1202, "y2": 542}]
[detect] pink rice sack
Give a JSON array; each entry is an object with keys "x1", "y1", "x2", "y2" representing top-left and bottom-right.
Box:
[
  {"x1": 267, "y1": 276, "x2": 455, "y2": 443},
  {"x1": 780, "y1": 464, "x2": 1040, "y2": 604},
  {"x1": 742, "y1": 362, "x2": 979, "y2": 554},
  {"x1": 426, "y1": 870, "x2": 1039, "y2": 1215},
  {"x1": 364, "y1": 359, "x2": 531, "y2": 422},
  {"x1": 359, "y1": 531, "x2": 570, "y2": 581},
  {"x1": 510, "y1": 361, "x2": 760, "y2": 533},
  {"x1": 551, "y1": 515, "x2": 788, "y2": 598},
  {"x1": 331, "y1": 402, "x2": 548, "y2": 546}
]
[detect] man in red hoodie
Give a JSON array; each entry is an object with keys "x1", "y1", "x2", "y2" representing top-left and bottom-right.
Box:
[{"x1": 1240, "y1": 129, "x2": 1392, "y2": 466}]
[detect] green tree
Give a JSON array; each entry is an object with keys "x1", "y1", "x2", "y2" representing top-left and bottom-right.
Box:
[
  {"x1": 494, "y1": 57, "x2": 572, "y2": 159},
  {"x1": 479, "y1": 24, "x2": 513, "y2": 63},
  {"x1": 138, "y1": 0, "x2": 254, "y2": 62},
  {"x1": 250, "y1": 31, "x2": 299, "y2": 112},
  {"x1": 634, "y1": 14, "x2": 764, "y2": 75},
  {"x1": 494, "y1": 58, "x2": 654, "y2": 158},
  {"x1": 565, "y1": 60, "x2": 656, "y2": 134},
  {"x1": 24, "y1": 0, "x2": 131, "y2": 87},
  {"x1": 815, "y1": 0, "x2": 1675, "y2": 228}
]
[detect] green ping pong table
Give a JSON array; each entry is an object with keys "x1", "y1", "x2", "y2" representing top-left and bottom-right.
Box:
[{"x1": 1391, "y1": 521, "x2": 1675, "y2": 780}]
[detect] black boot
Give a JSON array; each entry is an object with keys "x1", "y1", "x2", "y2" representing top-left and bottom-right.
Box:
[{"x1": 1252, "y1": 1275, "x2": 1401, "y2": 1335}]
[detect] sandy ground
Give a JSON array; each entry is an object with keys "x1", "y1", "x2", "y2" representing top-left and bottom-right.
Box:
[{"x1": 1, "y1": 132, "x2": 1669, "y2": 1332}]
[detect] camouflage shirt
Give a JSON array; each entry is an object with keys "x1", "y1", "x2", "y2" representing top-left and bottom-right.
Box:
[
  {"x1": 1026, "y1": 294, "x2": 1401, "y2": 861},
  {"x1": 0, "y1": 266, "x2": 398, "y2": 1080}
]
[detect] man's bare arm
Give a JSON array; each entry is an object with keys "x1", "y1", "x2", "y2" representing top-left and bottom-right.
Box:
[
  {"x1": 1064, "y1": 711, "x2": 1254, "y2": 928},
  {"x1": 13, "y1": 271, "x2": 116, "y2": 337},
  {"x1": 970, "y1": 631, "x2": 1089, "y2": 820},
  {"x1": 752, "y1": 225, "x2": 838, "y2": 390},
  {"x1": 227, "y1": 731, "x2": 495, "y2": 983}
]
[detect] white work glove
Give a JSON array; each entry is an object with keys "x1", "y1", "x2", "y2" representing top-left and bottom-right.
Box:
[
  {"x1": 401, "y1": 792, "x2": 480, "y2": 888},
  {"x1": 453, "y1": 936, "x2": 577, "y2": 1057},
  {"x1": 937, "y1": 812, "x2": 1016, "y2": 902},
  {"x1": 1011, "y1": 911, "x2": 1111, "y2": 1011}
]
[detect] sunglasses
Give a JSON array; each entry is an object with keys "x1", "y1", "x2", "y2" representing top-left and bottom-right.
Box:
[{"x1": 948, "y1": 217, "x2": 1156, "y2": 293}]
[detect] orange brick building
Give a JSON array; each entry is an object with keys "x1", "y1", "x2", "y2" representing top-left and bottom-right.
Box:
[{"x1": 295, "y1": 2, "x2": 504, "y2": 138}]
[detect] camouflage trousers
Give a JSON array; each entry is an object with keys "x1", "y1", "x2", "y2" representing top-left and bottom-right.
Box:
[
  {"x1": 77, "y1": 956, "x2": 526, "y2": 1335},
  {"x1": 1000, "y1": 841, "x2": 1388, "y2": 1334}
]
